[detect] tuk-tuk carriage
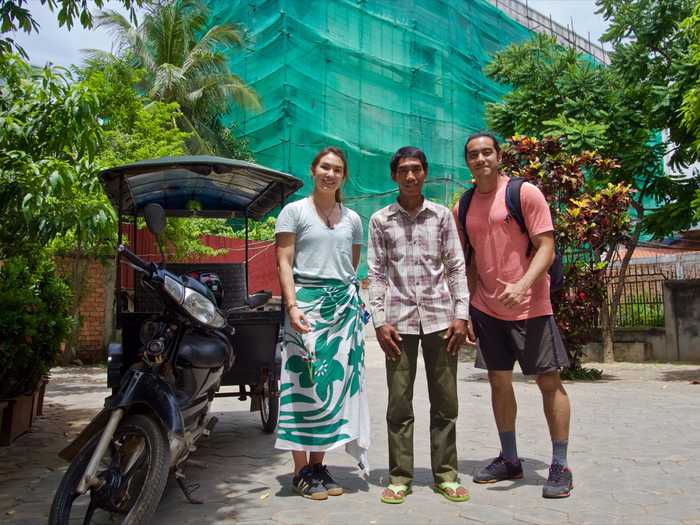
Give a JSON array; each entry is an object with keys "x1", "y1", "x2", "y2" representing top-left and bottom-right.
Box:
[{"x1": 100, "y1": 155, "x2": 303, "y2": 433}]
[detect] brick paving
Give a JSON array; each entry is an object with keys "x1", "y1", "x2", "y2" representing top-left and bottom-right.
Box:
[{"x1": 2, "y1": 332, "x2": 700, "y2": 524}]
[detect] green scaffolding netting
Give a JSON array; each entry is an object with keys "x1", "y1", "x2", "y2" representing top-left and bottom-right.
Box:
[{"x1": 213, "y1": 0, "x2": 534, "y2": 275}]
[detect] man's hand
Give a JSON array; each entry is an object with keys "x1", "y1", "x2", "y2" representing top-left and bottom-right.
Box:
[
  {"x1": 466, "y1": 319, "x2": 476, "y2": 345},
  {"x1": 443, "y1": 319, "x2": 467, "y2": 356},
  {"x1": 376, "y1": 324, "x2": 402, "y2": 361},
  {"x1": 496, "y1": 278, "x2": 529, "y2": 308},
  {"x1": 288, "y1": 306, "x2": 311, "y2": 333}
]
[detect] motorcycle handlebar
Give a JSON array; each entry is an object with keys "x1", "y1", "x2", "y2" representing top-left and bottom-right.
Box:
[{"x1": 118, "y1": 245, "x2": 151, "y2": 273}]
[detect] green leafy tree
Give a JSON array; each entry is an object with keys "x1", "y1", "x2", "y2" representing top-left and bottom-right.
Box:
[
  {"x1": 0, "y1": 0, "x2": 143, "y2": 58},
  {"x1": 679, "y1": 0, "x2": 700, "y2": 218},
  {"x1": 680, "y1": 1, "x2": 700, "y2": 152},
  {"x1": 0, "y1": 53, "x2": 113, "y2": 261},
  {"x1": 594, "y1": 0, "x2": 700, "y2": 238},
  {"x1": 596, "y1": 0, "x2": 696, "y2": 169},
  {"x1": 485, "y1": 34, "x2": 692, "y2": 362},
  {"x1": 94, "y1": 0, "x2": 258, "y2": 158}
]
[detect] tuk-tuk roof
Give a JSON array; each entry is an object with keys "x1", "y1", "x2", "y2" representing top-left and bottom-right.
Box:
[{"x1": 100, "y1": 156, "x2": 304, "y2": 219}]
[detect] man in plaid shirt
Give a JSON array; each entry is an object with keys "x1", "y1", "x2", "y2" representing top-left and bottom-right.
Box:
[{"x1": 367, "y1": 146, "x2": 475, "y2": 504}]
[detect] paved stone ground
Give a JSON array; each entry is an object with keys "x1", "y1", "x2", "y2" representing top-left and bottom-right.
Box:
[{"x1": 2, "y1": 330, "x2": 700, "y2": 524}]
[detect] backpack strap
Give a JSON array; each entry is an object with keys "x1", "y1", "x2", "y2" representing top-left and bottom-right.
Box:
[
  {"x1": 505, "y1": 177, "x2": 534, "y2": 257},
  {"x1": 457, "y1": 188, "x2": 475, "y2": 265}
]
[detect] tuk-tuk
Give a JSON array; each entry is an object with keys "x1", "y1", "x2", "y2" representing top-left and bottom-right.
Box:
[{"x1": 100, "y1": 155, "x2": 303, "y2": 433}]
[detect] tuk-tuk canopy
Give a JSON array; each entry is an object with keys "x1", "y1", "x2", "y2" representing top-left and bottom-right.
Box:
[{"x1": 100, "y1": 156, "x2": 304, "y2": 220}]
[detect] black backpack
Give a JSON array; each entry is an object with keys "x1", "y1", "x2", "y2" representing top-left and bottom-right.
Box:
[{"x1": 457, "y1": 177, "x2": 565, "y2": 293}]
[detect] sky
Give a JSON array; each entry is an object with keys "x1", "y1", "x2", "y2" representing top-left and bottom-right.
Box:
[{"x1": 12, "y1": 0, "x2": 610, "y2": 69}]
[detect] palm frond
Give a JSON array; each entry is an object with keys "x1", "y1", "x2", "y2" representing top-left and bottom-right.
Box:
[
  {"x1": 191, "y1": 24, "x2": 245, "y2": 56},
  {"x1": 95, "y1": 10, "x2": 155, "y2": 73},
  {"x1": 151, "y1": 63, "x2": 187, "y2": 102}
]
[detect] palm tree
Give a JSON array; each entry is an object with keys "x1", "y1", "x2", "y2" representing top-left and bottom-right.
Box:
[{"x1": 94, "y1": 0, "x2": 260, "y2": 155}]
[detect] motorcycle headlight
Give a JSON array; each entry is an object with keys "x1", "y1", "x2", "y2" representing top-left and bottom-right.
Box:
[
  {"x1": 164, "y1": 275, "x2": 184, "y2": 303},
  {"x1": 182, "y1": 287, "x2": 226, "y2": 328},
  {"x1": 164, "y1": 275, "x2": 225, "y2": 328}
]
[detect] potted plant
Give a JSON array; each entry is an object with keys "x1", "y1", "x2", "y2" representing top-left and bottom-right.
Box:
[{"x1": 0, "y1": 256, "x2": 73, "y2": 445}]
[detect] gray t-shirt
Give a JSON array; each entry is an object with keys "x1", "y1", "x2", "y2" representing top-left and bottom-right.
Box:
[{"x1": 275, "y1": 197, "x2": 363, "y2": 284}]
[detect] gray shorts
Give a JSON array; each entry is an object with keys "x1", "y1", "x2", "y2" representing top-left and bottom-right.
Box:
[{"x1": 470, "y1": 305, "x2": 570, "y2": 375}]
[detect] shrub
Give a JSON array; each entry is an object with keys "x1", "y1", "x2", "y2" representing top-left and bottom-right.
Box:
[{"x1": 0, "y1": 256, "x2": 74, "y2": 398}]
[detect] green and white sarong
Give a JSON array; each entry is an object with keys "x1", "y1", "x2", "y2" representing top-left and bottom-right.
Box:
[{"x1": 275, "y1": 278, "x2": 370, "y2": 475}]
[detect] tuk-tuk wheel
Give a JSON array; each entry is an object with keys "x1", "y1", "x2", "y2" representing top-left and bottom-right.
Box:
[{"x1": 259, "y1": 377, "x2": 279, "y2": 433}]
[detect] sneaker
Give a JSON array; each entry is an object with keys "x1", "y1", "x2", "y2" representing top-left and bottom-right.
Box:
[
  {"x1": 542, "y1": 463, "x2": 573, "y2": 498},
  {"x1": 293, "y1": 465, "x2": 328, "y2": 500},
  {"x1": 473, "y1": 454, "x2": 523, "y2": 484},
  {"x1": 312, "y1": 463, "x2": 344, "y2": 496}
]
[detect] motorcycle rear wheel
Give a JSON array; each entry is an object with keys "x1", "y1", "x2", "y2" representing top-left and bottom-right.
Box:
[{"x1": 49, "y1": 414, "x2": 170, "y2": 525}]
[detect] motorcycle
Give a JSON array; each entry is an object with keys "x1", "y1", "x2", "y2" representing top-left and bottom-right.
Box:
[{"x1": 49, "y1": 203, "x2": 245, "y2": 524}]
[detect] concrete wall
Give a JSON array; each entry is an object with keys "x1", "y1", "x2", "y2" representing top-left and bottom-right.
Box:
[
  {"x1": 664, "y1": 279, "x2": 700, "y2": 362},
  {"x1": 582, "y1": 328, "x2": 667, "y2": 363}
]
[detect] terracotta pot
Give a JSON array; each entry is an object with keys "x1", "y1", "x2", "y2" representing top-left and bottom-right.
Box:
[
  {"x1": 0, "y1": 393, "x2": 34, "y2": 446},
  {"x1": 32, "y1": 376, "x2": 50, "y2": 417}
]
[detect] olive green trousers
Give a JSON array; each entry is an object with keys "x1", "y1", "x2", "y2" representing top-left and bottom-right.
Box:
[{"x1": 385, "y1": 328, "x2": 459, "y2": 485}]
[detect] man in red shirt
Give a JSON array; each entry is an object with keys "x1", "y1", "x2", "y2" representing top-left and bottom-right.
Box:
[{"x1": 455, "y1": 132, "x2": 573, "y2": 499}]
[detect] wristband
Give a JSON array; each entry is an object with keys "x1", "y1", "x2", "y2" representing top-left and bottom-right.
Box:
[{"x1": 286, "y1": 303, "x2": 298, "y2": 313}]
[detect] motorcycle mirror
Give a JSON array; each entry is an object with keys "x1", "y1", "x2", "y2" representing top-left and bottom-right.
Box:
[
  {"x1": 144, "y1": 203, "x2": 166, "y2": 236},
  {"x1": 143, "y1": 203, "x2": 167, "y2": 265}
]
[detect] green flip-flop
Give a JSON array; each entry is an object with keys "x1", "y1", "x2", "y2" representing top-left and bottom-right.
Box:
[
  {"x1": 434, "y1": 481, "x2": 470, "y2": 502},
  {"x1": 380, "y1": 483, "x2": 411, "y2": 504}
]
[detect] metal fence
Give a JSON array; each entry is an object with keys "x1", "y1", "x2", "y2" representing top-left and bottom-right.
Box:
[
  {"x1": 606, "y1": 265, "x2": 671, "y2": 327},
  {"x1": 605, "y1": 255, "x2": 700, "y2": 328}
]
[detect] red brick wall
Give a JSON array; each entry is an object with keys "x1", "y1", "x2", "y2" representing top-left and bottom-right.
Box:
[{"x1": 55, "y1": 257, "x2": 107, "y2": 363}]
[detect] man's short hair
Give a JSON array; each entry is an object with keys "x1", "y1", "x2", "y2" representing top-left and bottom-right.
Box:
[
  {"x1": 464, "y1": 132, "x2": 501, "y2": 159},
  {"x1": 390, "y1": 146, "x2": 428, "y2": 175}
]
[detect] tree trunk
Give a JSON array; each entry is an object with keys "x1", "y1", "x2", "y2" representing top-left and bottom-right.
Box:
[
  {"x1": 600, "y1": 300, "x2": 616, "y2": 363},
  {"x1": 599, "y1": 200, "x2": 645, "y2": 364}
]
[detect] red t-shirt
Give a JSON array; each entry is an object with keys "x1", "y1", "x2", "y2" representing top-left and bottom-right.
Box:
[{"x1": 454, "y1": 176, "x2": 554, "y2": 321}]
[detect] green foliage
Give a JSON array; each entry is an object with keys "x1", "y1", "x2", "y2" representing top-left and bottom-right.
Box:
[
  {"x1": 561, "y1": 366, "x2": 603, "y2": 380},
  {"x1": 0, "y1": 53, "x2": 115, "y2": 260},
  {"x1": 542, "y1": 116, "x2": 609, "y2": 153},
  {"x1": 0, "y1": 0, "x2": 143, "y2": 59},
  {"x1": 229, "y1": 217, "x2": 277, "y2": 240},
  {"x1": 146, "y1": 216, "x2": 277, "y2": 259},
  {"x1": 616, "y1": 296, "x2": 665, "y2": 327},
  {"x1": 98, "y1": 99, "x2": 189, "y2": 168},
  {"x1": 597, "y1": 0, "x2": 696, "y2": 169},
  {"x1": 158, "y1": 218, "x2": 229, "y2": 259},
  {"x1": 78, "y1": 58, "x2": 191, "y2": 166},
  {"x1": 0, "y1": 256, "x2": 74, "y2": 398},
  {"x1": 680, "y1": 0, "x2": 700, "y2": 150},
  {"x1": 679, "y1": 0, "x2": 700, "y2": 219},
  {"x1": 95, "y1": 0, "x2": 260, "y2": 158}
]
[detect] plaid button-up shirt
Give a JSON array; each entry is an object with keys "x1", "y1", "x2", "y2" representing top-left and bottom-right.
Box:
[{"x1": 367, "y1": 198, "x2": 469, "y2": 335}]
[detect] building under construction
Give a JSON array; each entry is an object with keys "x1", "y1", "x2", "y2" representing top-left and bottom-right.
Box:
[{"x1": 217, "y1": 0, "x2": 605, "y2": 233}]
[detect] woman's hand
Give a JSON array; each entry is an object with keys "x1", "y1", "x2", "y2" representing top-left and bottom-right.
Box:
[{"x1": 288, "y1": 305, "x2": 311, "y2": 333}]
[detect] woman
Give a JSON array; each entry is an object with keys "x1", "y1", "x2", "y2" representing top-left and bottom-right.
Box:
[{"x1": 275, "y1": 147, "x2": 370, "y2": 501}]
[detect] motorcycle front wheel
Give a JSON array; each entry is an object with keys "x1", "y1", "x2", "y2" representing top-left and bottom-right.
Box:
[{"x1": 49, "y1": 414, "x2": 170, "y2": 525}]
